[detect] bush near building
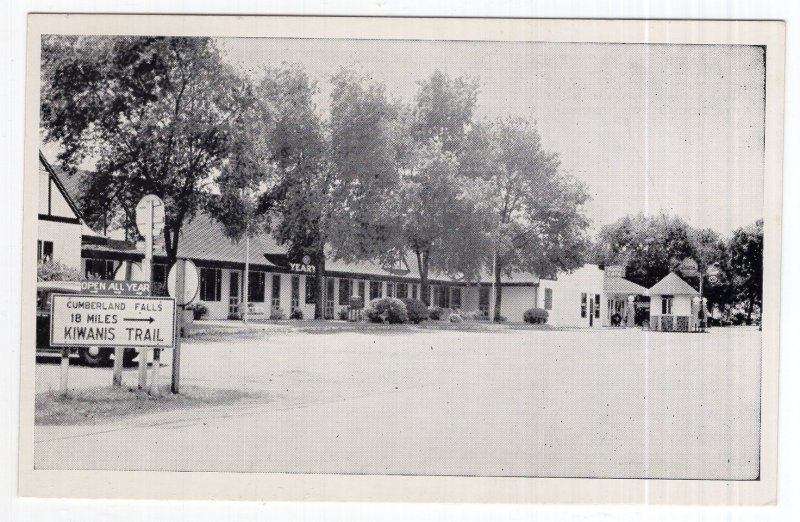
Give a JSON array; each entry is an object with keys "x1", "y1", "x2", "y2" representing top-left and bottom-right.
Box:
[
  {"x1": 365, "y1": 297, "x2": 408, "y2": 324},
  {"x1": 401, "y1": 298, "x2": 429, "y2": 323},
  {"x1": 523, "y1": 308, "x2": 549, "y2": 324},
  {"x1": 428, "y1": 306, "x2": 444, "y2": 320}
]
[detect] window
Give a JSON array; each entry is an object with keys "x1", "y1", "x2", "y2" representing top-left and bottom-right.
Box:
[
  {"x1": 200, "y1": 267, "x2": 222, "y2": 301},
  {"x1": 479, "y1": 287, "x2": 490, "y2": 313},
  {"x1": 661, "y1": 296, "x2": 674, "y2": 315},
  {"x1": 369, "y1": 281, "x2": 382, "y2": 300},
  {"x1": 271, "y1": 275, "x2": 281, "y2": 310},
  {"x1": 438, "y1": 286, "x2": 451, "y2": 308},
  {"x1": 411, "y1": 284, "x2": 418, "y2": 300},
  {"x1": 339, "y1": 278, "x2": 351, "y2": 305},
  {"x1": 581, "y1": 293, "x2": 587, "y2": 318},
  {"x1": 248, "y1": 271, "x2": 266, "y2": 302},
  {"x1": 396, "y1": 283, "x2": 408, "y2": 299},
  {"x1": 544, "y1": 288, "x2": 553, "y2": 311},
  {"x1": 37, "y1": 240, "x2": 54, "y2": 262},
  {"x1": 431, "y1": 286, "x2": 438, "y2": 305},
  {"x1": 291, "y1": 275, "x2": 300, "y2": 309},
  {"x1": 451, "y1": 287, "x2": 462, "y2": 309},
  {"x1": 358, "y1": 281, "x2": 366, "y2": 298},
  {"x1": 594, "y1": 294, "x2": 601, "y2": 319},
  {"x1": 152, "y1": 263, "x2": 168, "y2": 286},
  {"x1": 386, "y1": 282, "x2": 394, "y2": 298},
  {"x1": 85, "y1": 258, "x2": 116, "y2": 280},
  {"x1": 305, "y1": 276, "x2": 316, "y2": 304}
]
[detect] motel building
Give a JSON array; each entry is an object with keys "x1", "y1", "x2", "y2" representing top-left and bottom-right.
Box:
[{"x1": 38, "y1": 151, "x2": 652, "y2": 328}]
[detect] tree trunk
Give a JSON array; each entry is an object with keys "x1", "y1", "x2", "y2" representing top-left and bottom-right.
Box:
[
  {"x1": 164, "y1": 226, "x2": 180, "y2": 270},
  {"x1": 493, "y1": 257, "x2": 503, "y2": 322},
  {"x1": 314, "y1": 249, "x2": 326, "y2": 320},
  {"x1": 417, "y1": 250, "x2": 430, "y2": 306},
  {"x1": 746, "y1": 297, "x2": 754, "y2": 326}
]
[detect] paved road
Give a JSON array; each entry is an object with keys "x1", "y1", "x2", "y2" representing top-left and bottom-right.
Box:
[{"x1": 34, "y1": 327, "x2": 761, "y2": 479}]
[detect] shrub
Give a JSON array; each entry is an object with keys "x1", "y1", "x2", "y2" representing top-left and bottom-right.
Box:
[
  {"x1": 463, "y1": 310, "x2": 488, "y2": 321},
  {"x1": 187, "y1": 301, "x2": 209, "y2": 319},
  {"x1": 448, "y1": 313, "x2": 463, "y2": 323},
  {"x1": 270, "y1": 308, "x2": 286, "y2": 320},
  {"x1": 365, "y1": 297, "x2": 408, "y2": 324},
  {"x1": 227, "y1": 312, "x2": 242, "y2": 320},
  {"x1": 523, "y1": 308, "x2": 549, "y2": 324},
  {"x1": 401, "y1": 298, "x2": 428, "y2": 323},
  {"x1": 496, "y1": 315, "x2": 507, "y2": 323},
  {"x1": 428, "y1": 306, "x2": 444, "y2": 320},
  {"x1": 37, "y1": 258, "x2": 82, "y2": 281},
  {"x1": 290, "y1": 308, "x2": 304, "y2": 320},
  {"x1": 338, "y1": 308, "x2": 349, "y2": 320}
]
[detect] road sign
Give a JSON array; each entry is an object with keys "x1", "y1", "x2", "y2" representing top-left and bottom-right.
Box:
[
  {"x1": 167, "y1": 259, "x2": 199, "y2": 305},
  {"x1": 707, "y1": 265, "x2": 721, "y2": 277},
  {"x1": 708, "y1": 275, "x2": 719, "y2": 284},
  {"x1": 80, "y1": 279, "x2": 151, "y2": 296},
  {"x1": 135, "y1": 194, "x2": 165, "y2": 238},
  {"x1": 50, "y1": 294, "x2": 175, "y2": 348}
]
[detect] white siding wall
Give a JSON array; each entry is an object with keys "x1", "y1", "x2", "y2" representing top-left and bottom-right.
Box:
[
  {"x1": 539, "y1": 265, "x2": 606, "y2": 328},
  {"x1": 38, "y1": 219, "x2": 82, "y2": 271},
  {"x1": 497, "y1": 286, "x2": 538, "y2": 322}
]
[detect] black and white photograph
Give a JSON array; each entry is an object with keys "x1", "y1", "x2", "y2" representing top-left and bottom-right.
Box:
[{"x1": 17, "y1": 15, "x2": 784, "y2": 504}]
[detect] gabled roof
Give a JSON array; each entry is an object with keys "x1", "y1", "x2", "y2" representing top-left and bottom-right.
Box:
[
  {"x1": 39, "y1": 151, "x2": 83, "y2": 220},
  {"x1": 647, "y1": 272, "x2": 699, "y2": 296},
  {"x1": 604, "y1": 276, "x2": 647, "y2": 295}
]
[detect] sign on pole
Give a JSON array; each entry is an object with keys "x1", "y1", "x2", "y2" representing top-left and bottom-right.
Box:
[
  {"x1": 135, "y1": 194, "x2": 165, "y2": 391},
  {"x1": 81, "y1": 279, "x2": 151, "y2": 296},
  {"x1": 135, "y1": 194, "x2": 165, "y2": 238},
  {"x1": 167, "y1": 259, "x2": 199, "y2": 306},
  {"x1": 50, "y1": 294, "x2": 176, "y2": 349}
]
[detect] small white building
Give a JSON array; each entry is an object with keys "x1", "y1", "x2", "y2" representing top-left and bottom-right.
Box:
[{"x1": 646, "y1": 272, "x2": 700, "y2": 332}]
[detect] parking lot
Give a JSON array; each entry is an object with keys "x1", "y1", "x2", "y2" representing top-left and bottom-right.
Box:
[{"x1": 34, "y1": 325, "x2": 761, "y2": 479}]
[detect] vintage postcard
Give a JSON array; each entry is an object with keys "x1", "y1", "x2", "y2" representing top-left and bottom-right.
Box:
[{"x1": 19, "y1": 15, "x2": 784, "y2": 504}]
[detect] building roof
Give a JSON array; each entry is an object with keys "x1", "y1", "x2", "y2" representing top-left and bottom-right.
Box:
[
  {"x1": 604, "y1": 276, "x2": 647, "y2": 295},
  {"x1": 647, "y1": 272, "x2": 699, "y2": 296}
]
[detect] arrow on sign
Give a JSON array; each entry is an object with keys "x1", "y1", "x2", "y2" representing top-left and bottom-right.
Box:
[{"x1": 124, "y1": 317, "x2": 155, "y2": 324}]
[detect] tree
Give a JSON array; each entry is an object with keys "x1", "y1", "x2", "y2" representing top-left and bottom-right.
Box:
[
  {"x1": 391, "y1": 141, "x2": 492, "y2": 305},
  {"x1": 411, "y1": 69, "x2": 479, "y2": 155},
  {"x1": 461, "y1": 118, "x2": 590, "y2": 320},
  {"x1": 40, "y1": 36, "x2": 254, "y2": 266},
  {"x1": 387, "y1": 70, "x2": 487, "y2": 304},
  {"x1": 728, "y1": 219, "x2": 764, "y2": 324},
  {"x1": 593, "y1": 212, "x2": 697, "y2": 289},
  {"x1": 255, "y1": 66, "x2": 331, "y2": 319}
]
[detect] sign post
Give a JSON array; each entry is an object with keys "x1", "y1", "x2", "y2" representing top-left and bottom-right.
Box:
[
  {"x1": 172, "y1": 259, "x2": 185, "y2": 393},
  {"x1": 167, "y1": 258, "x2": 199, "y2": 394},
  {"x1": 49, "y1": 294, "x2": 176, "y2": 393},
  {"x1": 135, "y1": 195, "x2": 165, "y2": 391}
]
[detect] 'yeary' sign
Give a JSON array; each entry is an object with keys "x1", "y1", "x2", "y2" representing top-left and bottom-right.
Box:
[{"x1": 50, "y1": 294, "x2": 175, "y2": 348}]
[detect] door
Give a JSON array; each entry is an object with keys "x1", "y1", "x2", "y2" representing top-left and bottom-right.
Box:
[
  {"x1": 589, "y1": 296, "x2": 594, "y2": 326},
  {"x1": 325, "y1": 278, "x2": 335, "y2": 319},
  {"x1": 228, "y1": 271, "x2": 240, "y2": 315}
]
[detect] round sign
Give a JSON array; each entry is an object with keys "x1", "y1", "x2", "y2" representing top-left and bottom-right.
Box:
[
  {"x1": 706, "y1": 265, "x2": 721, "y2": 277},
  {"x1": 167, "y1": 259, "x2": 200, "y2": 306},
  {"x1": 708, "y1": 275, "x2": 719, "y2": 284},
  {"x1": 135, "y1": 194, "x2": 166, "y2": 238},
  {"x1": 301, "y1": 255, "x2": 311, "y2": 265}
]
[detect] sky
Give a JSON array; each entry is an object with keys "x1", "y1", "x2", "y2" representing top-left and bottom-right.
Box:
[{"x1": 218, "y1": 37, "x2": 766, "y2": 235}]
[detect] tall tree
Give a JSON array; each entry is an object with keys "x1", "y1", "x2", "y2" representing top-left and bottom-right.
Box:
[
  {"x1": 728, "y1": 219, "x2": 764, "y2": 324},
  {"x1": 40, "y1": 36, "x2": 254, "y2": 266},
  {"x1": 461, "y1": 118, "x2": 590, "y2": 320},
  {"x1": 592, "y1": 212, "x2": 698, "y2": 289},
  {"x1": 392, "y1": 141, "x2": 492, "y2": 305},
  {"x1": 411, "y1": 69, "x2": 479, "y2": 155},
  {"x1": 256, "y1": 66, "x2": 331, "y2": 319}
]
